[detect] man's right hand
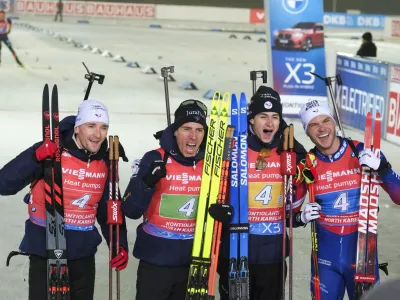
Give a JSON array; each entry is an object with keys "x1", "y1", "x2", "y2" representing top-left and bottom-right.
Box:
[
  {"x1": 35, "y1": 140, "x2": 57, "y2": 162},
  {"x1": 142, "y1": 160, "x2": 167, "y2": 188},
  {"x1": 301, "y1": 202, "x2": 321, "y2": 224}
]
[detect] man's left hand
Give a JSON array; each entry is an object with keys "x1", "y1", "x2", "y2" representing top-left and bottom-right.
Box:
[
  {"x1": 111, "y1": 246, "x2": 129, "y2": 271},
  {"x1": 358, "y1": 148, "x2": 381, "y2": 170}
]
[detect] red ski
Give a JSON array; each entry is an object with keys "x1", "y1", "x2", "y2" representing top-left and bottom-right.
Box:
[{"x1": 354, "y1": 112, "x2": 381, "y2": 299}]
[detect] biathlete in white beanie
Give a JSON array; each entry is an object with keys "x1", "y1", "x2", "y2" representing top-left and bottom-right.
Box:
[
  {"x1": 0, "y1": 97, "x2": 129, "y2": 300},
  {"x1": 298, "y1": 99, "x2": 400, "y2": 300},
  {"x1": 74, "y1": 99, "x2": 110, "y2": 153}
]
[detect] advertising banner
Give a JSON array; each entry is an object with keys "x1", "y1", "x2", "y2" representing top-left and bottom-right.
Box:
[
  {"x1": 265, "y1": 0, "x2": 327, "y2": 116},
  {"x1": 15, "y1": 0, "x2": 155, "y2": 18},
  {"x1": 323, "y1": 13, "x2": 385, "y2": 29},
  {"x1": 250, "y1": 8, "x2": 265, "y2": 24},
  {"x1": 0, "y1": 0, "x2": 14, "y2": 13},
  {"x1": 386, "y1": 65, "x2": 400, "y2": 145},
  {"x1": 335, "y1": 54, "x2": 389, "y2": 135},
  {"x1": 391, "y1": 20, "x2": 400, "y2": 38}
]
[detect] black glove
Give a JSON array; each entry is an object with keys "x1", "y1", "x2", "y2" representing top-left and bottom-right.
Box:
[
  {"x1": 142, "y1": 160, "x2": 167, "y2": 188},
  {"x1": 208, "y1": 203, "x2": 233, "y2": 224},
  {"x1": 118, "y1": 141, "x2": 129, "y2": 162},
  {"x1": 153, "y1": 130, "x2": 164, "y2": 140}
]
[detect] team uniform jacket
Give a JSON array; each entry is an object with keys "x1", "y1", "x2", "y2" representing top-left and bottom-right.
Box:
[
  {"x1": 219, "y1": 123, "x2": 308, "y2": 265},
  {"x1": 122, "y1": 125, "x2": 204, "y2": 267},
  {"x1": 0, "y1": 116, "x2": 128, "y2": 260},
  {"x1": 309, "y1": 138, "x2": 400, "y2": 300}
]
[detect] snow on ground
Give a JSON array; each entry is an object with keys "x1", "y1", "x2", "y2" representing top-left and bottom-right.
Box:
[{"x1": 0, "y1": 15, "x2": 399, "y2": 300}]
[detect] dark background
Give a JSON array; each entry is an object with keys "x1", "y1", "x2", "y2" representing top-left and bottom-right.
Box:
[{"x1": 80, "y1": 0, "x2": 400, "y2": 15}]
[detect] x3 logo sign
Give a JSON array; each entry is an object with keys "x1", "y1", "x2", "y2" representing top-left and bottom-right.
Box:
[{"x1": 284, "y1": 62, "x2": 316, "y2": 85}]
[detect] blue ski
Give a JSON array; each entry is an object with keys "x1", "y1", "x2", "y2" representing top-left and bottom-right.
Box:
[
  {"x1": 229, "y1": 94, "x2": 240, "y2": 299},
  {"x1": 238, "y1": 92, "x2": 249, "y2": 300},
  {"x1": 228, "y1": 93, "x2": 250, "y2": 299}
]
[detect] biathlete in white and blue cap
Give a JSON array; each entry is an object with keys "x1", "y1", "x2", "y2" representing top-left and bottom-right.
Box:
[{"x1": 298, "y1": 99, "x2": 400, "y2": 300}]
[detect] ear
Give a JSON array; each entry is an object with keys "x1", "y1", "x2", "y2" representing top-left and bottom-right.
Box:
[
  {"x1": 174, "y1": 130, "x2": 177, "y2": 137},
  {"x1": 74, "y1": 127, "x2": 79, "y2": 134},
  {"x1": 249, "y1": 118, "x2": 255, "y2": 125}
]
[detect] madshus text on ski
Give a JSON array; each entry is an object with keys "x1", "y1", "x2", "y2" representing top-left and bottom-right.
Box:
[{"x1": 1, "y1": 76, "x2": 400, "y2": 300}]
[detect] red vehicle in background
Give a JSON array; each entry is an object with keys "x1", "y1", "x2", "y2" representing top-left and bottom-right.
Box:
[{"x1": 274, "y1": 22, "x2": 324, "y2": 51}]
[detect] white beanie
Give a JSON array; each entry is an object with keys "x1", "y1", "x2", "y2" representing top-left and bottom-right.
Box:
[
  {"x1": 74, "y1": 99, "x2": 109, "y2": 128},
  {"x1": 299, "y1": 100, "x2": 336, "y2": 131}
]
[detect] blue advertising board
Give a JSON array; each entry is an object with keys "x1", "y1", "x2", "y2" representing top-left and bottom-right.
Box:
[
  {"x1": 323, "y1": 13, "x2": 385, "y2": 29},
  {"x1": 335, "y1": 54, "x2": 389, "y2": 135},
  {"x1": 266, "y1": 0, "x2": 327, "y2": 116}
]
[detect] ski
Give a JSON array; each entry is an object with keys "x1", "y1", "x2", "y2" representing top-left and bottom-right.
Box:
[
  {"x1": 364, "y1": 113, "x2": 381, "y2": 292},
  {"x1": 107, "y1": 136, "x2": 123, "y2": 300},
  {"x1": 238, "y1": 92, "x2": 249, "y2": 300},
  {"x1": 228, "y1": 94, "x2": 240, "y2": 300},
  {"x1": 228, "y1": 93, "x2": 250, "y2": 300},
  {"x1": 208, "y1": 125, "x2": 235, "y2": 299},
  {"x1": 186, "y1": 91, "x2": 230, "y2": 300},
  {"x1": 354, "y1": 112, "x2": 381, "y2": 299},
  {"x1": 43, "y1": 84, "x2": 70, "y2": 300}
]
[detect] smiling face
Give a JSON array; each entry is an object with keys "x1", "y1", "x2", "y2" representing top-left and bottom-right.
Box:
[
  {"x1": 306, "y1": 115, "x2": 340, "y2": 155},
  {"x1": 174, "y1": 122, "x2": 205, "y2": 157},
  {"x1": 250, "y1": 112, "x2": 280, "y2": 144},
  {"x1": 74, "y1": 122, "x2": 109, "y2": 153}
]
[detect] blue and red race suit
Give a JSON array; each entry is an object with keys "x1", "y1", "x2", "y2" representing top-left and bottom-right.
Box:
[{"x1": 309, "y1": 138, "x2": 400, "y2": 300}]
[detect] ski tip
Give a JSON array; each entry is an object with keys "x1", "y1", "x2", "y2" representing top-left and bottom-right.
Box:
[
  {"x1": 42, "y1": 84, "x2": 49, "y2": 96},
  {"x1": 231, "y1": 93, "x2": 237, "y2": 102},
  {"x1": 212, "y1": 91, "x2": 222, "y2": 101},
  {"x1": 222, "y1": 92, "x2": 231, "y2": 103},
  {"x1": 240, "y1": 92, "x2": 247, "y2": 102},
  {"x1": 376, "y1": 112, "x2": 382, "y2": 120}
]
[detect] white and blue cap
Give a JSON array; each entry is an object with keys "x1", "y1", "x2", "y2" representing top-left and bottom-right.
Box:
[
  {"x1": 299, "y1": 99, "x2": 336, "y2": 131},
  {"x1": 74, "y1": 99, "x2": 109, "y2": 128}
]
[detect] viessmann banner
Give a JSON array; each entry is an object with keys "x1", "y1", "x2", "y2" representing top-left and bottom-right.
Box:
[{"x1": 265, "y1": 0, "x2": 327, "y2": 116}]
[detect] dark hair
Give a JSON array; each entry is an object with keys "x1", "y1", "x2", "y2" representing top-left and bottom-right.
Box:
[
  {"x1": 0, "y1": 10, "x2": 5, "y2": 14},
  {"x1": 362, "y1": 32, "x2": 373, "y2": 41}
]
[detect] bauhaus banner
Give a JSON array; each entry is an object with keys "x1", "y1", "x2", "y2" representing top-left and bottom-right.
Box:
[{"x1": 265, "y1": 0, "x2": 327, "y2": 116}]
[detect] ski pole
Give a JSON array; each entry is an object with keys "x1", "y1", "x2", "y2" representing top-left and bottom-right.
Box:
[
  {"x1": 108, "y1": 136, "x2": 114, "y2": 300},
  {"x1": 288, "y1": 124, "x2": 295, "y2": 300},
  {"x1": 250, "y1": 70, "x2": 268, "y2": 95},
  {"x1": 280, "y1": 125, "x2": 296, "y2": 300},
  {"x1": 107, "y1": 136, "x2": 123, "y2": 300},
  {"x1": 161, "y1": 66, "x2": 174, "y2": 126},
  {"x1": 304, "y1": 154, "x2": 321, "y2": 300},
  {"x1": 115, "y1": 136, "x2": 122, "y2": 300},
  {"x1": 82, "y1": 62, "x2": 105, "y2": 100},
  {"x1": 281, "y1": 127, "x2": 289, "y2": 300},
  {"x1": 310, "y1": 72, "x2": 344, "y2": 137}
]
